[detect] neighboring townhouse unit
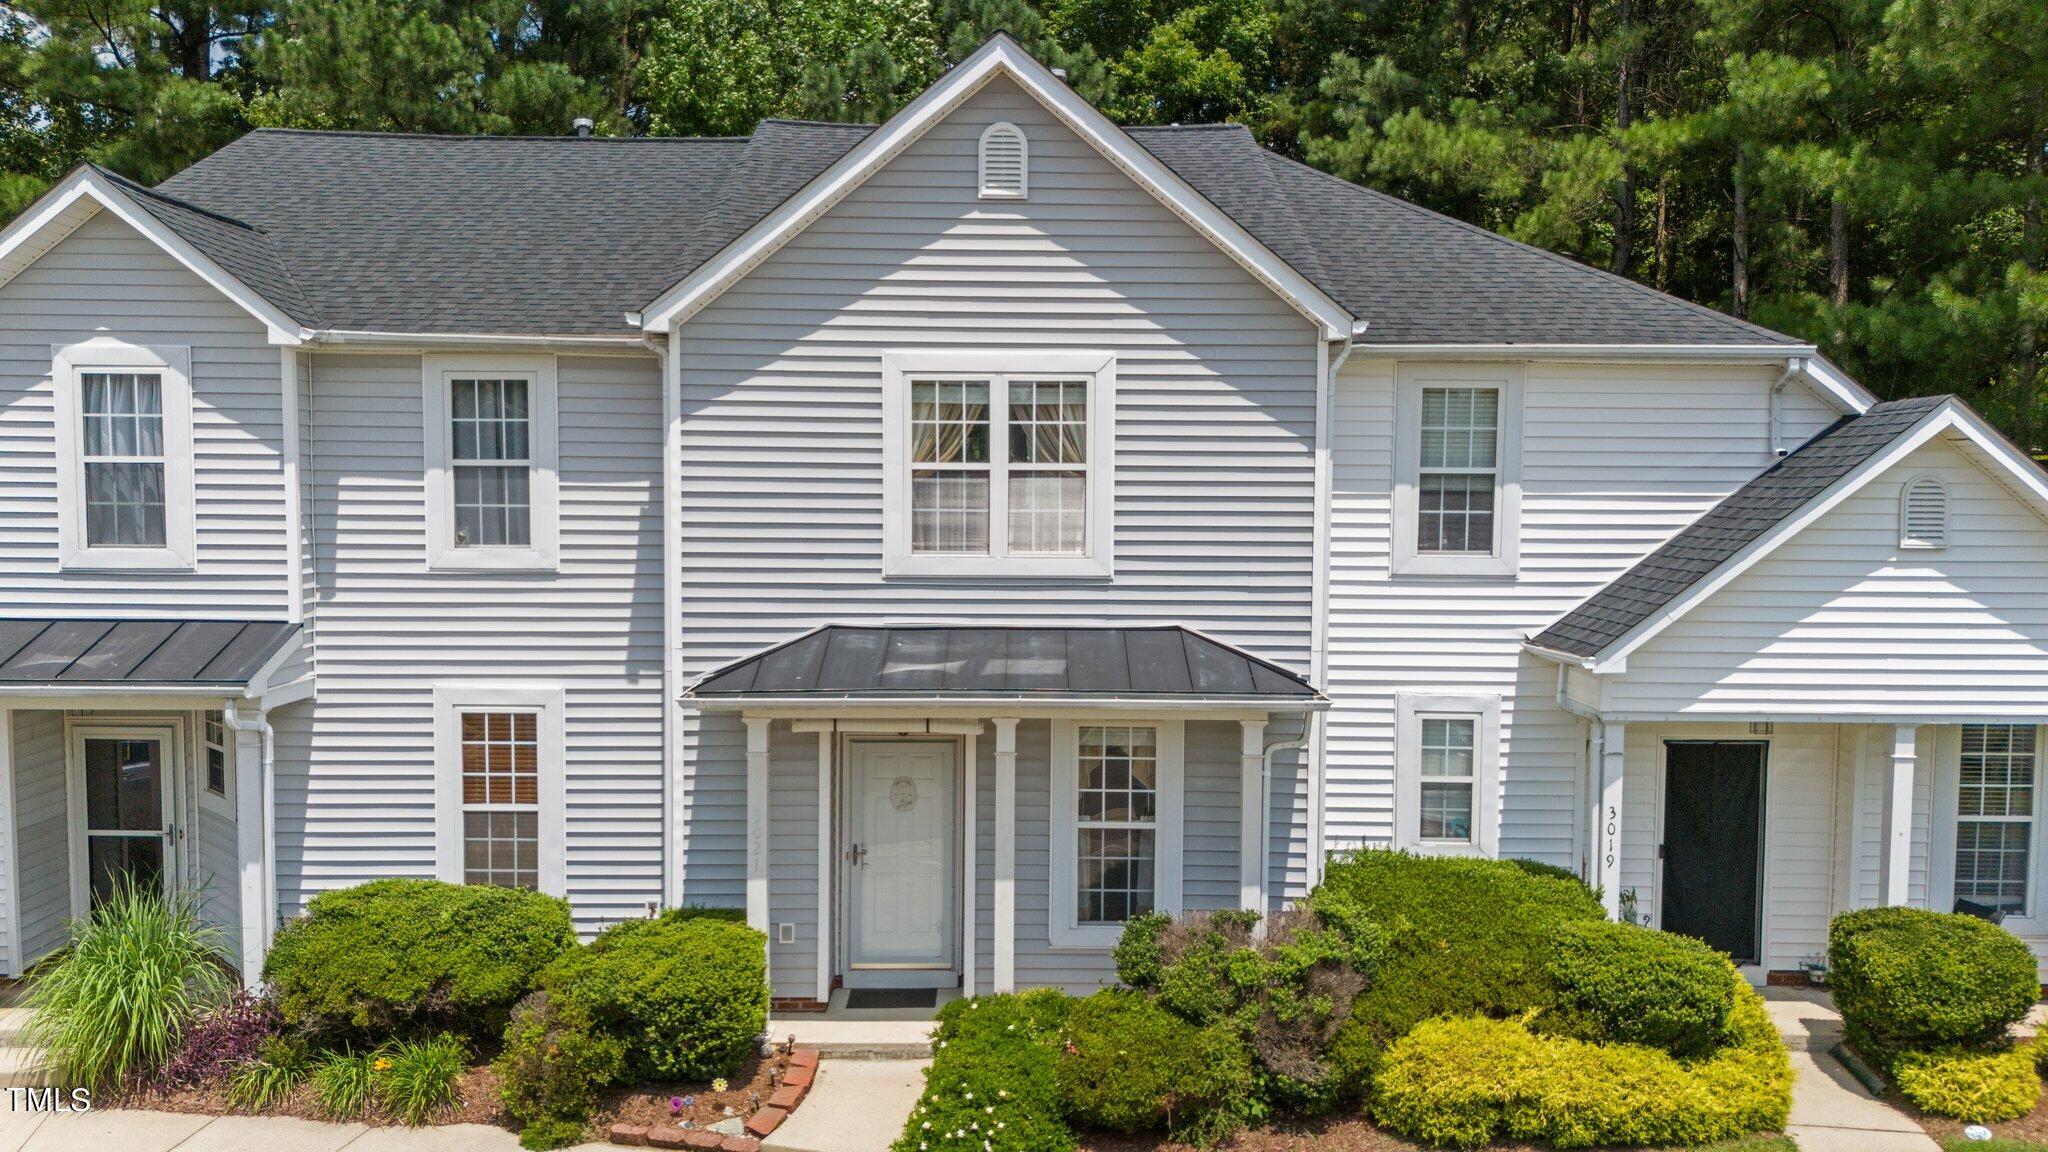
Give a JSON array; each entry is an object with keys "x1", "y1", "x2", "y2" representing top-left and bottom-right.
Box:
[{"x1": 0, "y1": 35, "x2": 2044, "y2": 1002}]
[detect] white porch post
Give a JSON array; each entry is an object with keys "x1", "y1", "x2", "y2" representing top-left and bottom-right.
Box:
[
  {"x1": 1882, "y1": 724, "x2": 1918, "y2": 906},
  {"x1": 1597, "y1": 722, "x2": 1626, "y2": 920},
  {"x1": 993, "y1": 717, "x2": 1018, "y2": 994},
  {"x1": 813, "y1": 726, "x2": 831, "y2": 1004},
  {"x1": 744, "y1": 716, "x2": 771, "y2": 933},
  {"x1": 233, "y1": 707, "x2": 267, "y2": 987},
  {"x1": 1239, "y1": 720, "x2": 1266, "y2": 914}
]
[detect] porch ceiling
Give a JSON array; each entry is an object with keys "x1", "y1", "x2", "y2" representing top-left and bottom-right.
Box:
[{"x1": 687, "y1": 625, "x2": 1321, "y2": 704}]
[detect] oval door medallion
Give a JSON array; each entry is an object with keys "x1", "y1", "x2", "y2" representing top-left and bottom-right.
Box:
[{"x1": 889, "y1": 776, "x2": 918, "y2": 812}]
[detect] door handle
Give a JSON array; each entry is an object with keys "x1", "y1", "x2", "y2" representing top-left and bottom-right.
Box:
[{"x1": 850, "y1": 844, "x2": 868, "y2": 867}]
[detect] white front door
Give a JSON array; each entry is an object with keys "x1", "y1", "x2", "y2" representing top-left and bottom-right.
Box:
[{"x1": 847, "y1": 740, "x2": 956, "y2": 973}]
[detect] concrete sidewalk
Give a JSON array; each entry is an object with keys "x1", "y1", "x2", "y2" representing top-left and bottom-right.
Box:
[
  {"x1": 1762, "y1": 988, "x2": 1940, "y2": 1152},
  {"x1": 0, "y1": 1108, "x2": 616, "y2": 1152},
  {"x1": 763, "y1": 1059, "x2": 927, "y2": 1152}
]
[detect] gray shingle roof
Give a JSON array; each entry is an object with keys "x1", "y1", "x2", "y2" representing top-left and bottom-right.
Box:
[
  {"x1": 690, "y1": 625, "x2": 1319, "y2": 700},
  {"x1": 0, "y1": 618, "x2": 299, "y2": 685},
  {"x1": 1532, "y1": 395, "x2": 1956, "y2": 660},
  {"x1": 126, "y1": 115, "x2": 1801, "y2": 345}
]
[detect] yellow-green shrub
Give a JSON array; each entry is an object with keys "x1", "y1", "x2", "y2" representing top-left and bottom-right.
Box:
[
  {"x1": 1893, "y1": 1044, "x2": 2042, "y2": 1121},
  {"x1": 1369, "y1": 980, "x2": 1792, "y2": 1149}
]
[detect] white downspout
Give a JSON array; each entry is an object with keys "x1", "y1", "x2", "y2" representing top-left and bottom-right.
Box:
[
  {"x1": 223, "y1": 700, "x2": 276, "y2": 973},
  {"x1": 1768, "y1": 356, "x2": 1810, "y2": 458},
  {"x1": 1554, "y1": 663, "x2": 1605, "y2": 884}
]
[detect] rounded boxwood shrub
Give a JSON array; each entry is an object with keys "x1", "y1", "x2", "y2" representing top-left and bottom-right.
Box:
[
  {"x1": 1828, "y1": 907, "x2": 2038, "y2": 1063},
  {"x1": 1893, "y1": 1044, "x2": 2042, "y2": 1121},
  {"x1": 263, "y1": 878, "x2": 576, "y2": 1042},
  {"x1": 896, "y1": 991, "x2": 1074, "y2": 1152},
  {"x1": 541, "y1": 914, "x2": 767, "y2": 1082},
  {"x1": 496, "y1": 992, "x2": 626, "y2": 1128},
  {"x1": 1058, "y1": 989, "x2": 1253, "y2": 1144},
  {"x1": 1546, "y1": 919, "x2": 1737, "y2": 1057},
  {"x1": 1370, "y1": 978, "x2": 1793, "y2": 1149},
  {"x1": 1313, "y1": 849, "x2": 1605, "y2": 1081}
]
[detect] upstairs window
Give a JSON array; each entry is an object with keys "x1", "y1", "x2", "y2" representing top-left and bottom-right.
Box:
[
  {"x1": 885, "y1": 353, "x2": 1114, "y2": 578},
  {"x1": 1955, "y1": 724, "x2": 2036, "y2": 918},
  {"x1": 423, "y1": 354, "x2": 558, "y2": 571},
  {"x1": 978, "y1": 122, "x2": 1027, "y2": 198},
  {"x1": 1900, "y1": 475, "x2": 1948, "y2": 549},
  {"x1": 53, "y1": 339, "x2": 196, "y2": 571},
  {"x1": 1393, "y1": 364, "x2": 1523, "y2": 577}
]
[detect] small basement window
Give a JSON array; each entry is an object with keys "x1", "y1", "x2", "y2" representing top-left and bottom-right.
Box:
[
  {"x1": 1900, "y1": 474, "x2": 1948, "y2": 549},
  {"x1": 978, "y1": 122, "x2": 1027, "y2": 199}
]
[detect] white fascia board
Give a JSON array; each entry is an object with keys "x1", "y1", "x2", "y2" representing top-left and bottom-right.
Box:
[
  {"x1": 638, "y1": 34, "x2": 1354, "y2": 340},
  {"x1": 1803, "y1": 354, "x2": 1879, "y2": 413},
  {"x1": 0, "y1": 168, "x2": 309, "y2": 346},
  {"x1": 688, "y1": 694, "x2": 1328, "y2": 712},
  {"x1": 310, "y1": 329, "x2": 649, "y2": 350},
  {"x1": 1587, "y1": 402, "x2": 1964, "y2": 673},
  {"x1": 1519, "y1": 639, "x2": 1609, "y2": 671},
  {"x1": 1350, "y1": 342, "x2": 1820, "y2": 363}
]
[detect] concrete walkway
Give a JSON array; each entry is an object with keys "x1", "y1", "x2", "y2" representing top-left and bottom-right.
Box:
[
  {"x1": 763, "y1": 1059, "x2": 927, "y2": 1152},
  {"x1": 0, "y1": 1108, "x2": 616, "y2": 1152},
  {"x1": 1763, "y1": 988, "x2": 1940, "y2": 1152}
]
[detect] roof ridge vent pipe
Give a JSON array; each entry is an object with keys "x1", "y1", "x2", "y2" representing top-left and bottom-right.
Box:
[{"x1": 572, "y1": 117, "x2": 594, "y2": 139}]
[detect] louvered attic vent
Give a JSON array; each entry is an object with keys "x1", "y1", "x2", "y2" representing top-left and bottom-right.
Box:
[
  {"x1": 978, "y1": 122, "x2": 1027, "y2": 199},
  {"x1": 1900, "y1": 475, "x2": 1949, "y2": 549}
]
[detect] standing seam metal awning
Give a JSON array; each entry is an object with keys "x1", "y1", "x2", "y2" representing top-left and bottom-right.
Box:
[
  {"x1": 0, "y1": 619, "x2": 300, "y2": 686},
  {"x1": 687, "y1": 625, "x2": 1321, "y2": 702}
]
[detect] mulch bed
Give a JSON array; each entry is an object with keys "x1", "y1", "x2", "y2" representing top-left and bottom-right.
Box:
[
  {"x1": 590, "y1": 1051, "x2": 789, "y2": 1131},
  {"x1": 116, "y1": 1064, "x2": 508, "y2": 1128}
]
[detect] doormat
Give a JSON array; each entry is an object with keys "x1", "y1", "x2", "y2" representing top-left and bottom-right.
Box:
[{"x1": 845, "y1": 988, "x2": 937, "y2": 1010}]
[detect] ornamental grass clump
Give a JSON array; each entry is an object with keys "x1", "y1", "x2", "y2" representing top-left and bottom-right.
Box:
[{"x1": 24, "y1": 880, "x2": 231, "y2": 1089}]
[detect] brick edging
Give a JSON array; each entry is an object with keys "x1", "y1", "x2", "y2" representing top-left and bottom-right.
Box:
[{"x1": 609, "y1": 1047, "x2": 820, "y2": 1149}]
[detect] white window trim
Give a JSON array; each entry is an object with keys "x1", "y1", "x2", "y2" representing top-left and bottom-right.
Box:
[
  {"x1": 1899, "y1": 473, "x2": 1949, "y2": 550},
  {"x1": 432, "y1": 684, "x2": 568, "y2": 897},
  {"x1": 881, "y1": 350, "x2": 1116, "y2": 579},
  {"x1": 1392, "y1": 363, "x2": 1524, "y2": 578},
  {"x1": 422, "y1": 353, "x2": 559, "y2": 571},
  {"x1": 1048, "y1": 717, "x2": 1182, "y2": 950},
  {"x1": 977, "y1": 122, "x2": 1028, "y2": 199},
  {"x1": 1933, "y1": 723, "x2": 2043, "y2": 930},
  {"x1": 52, "y1": 338, "x2": 197, "y2": 571},
  {"x1": 1394, "y1": 692, "x2": 1501, "y2": 856},
  {"x1": 197, "y1": 709, "x2": 234, "y2": 817}
]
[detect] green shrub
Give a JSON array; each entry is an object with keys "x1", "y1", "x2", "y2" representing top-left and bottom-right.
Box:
[
  {"x1": 1058, "y1": 989, "x2": 1253, "y2": 1144},
  {"x1": 656, "y1": 905, "x2": 748, "y2": 925},
  {"x1": 1829, "y1": 907, "x2": 2038, "y2": 1064},
  {"x1": 1314, "y1": 849, "x2": 1604, "y2": 1081},
  {"x1": 496, "y1": 992, "x2": 626, "y2": 1126},
  {"x1": 378, "y1": 1034, "x2": 468, "y2": 1126},
  {"x1": 311, "y1": 1051, "x2": 376, "y2": 1120},
  {"x1": 263, "y1": 879, "x2": 576, "y2": 1043},
  {"x1": 895, "y1": 992, "x2": 1074, "y2": 1152},
  {"x1": 542, "y1": 915, "x2": 766, "y2": 1082},
  {"x1": 1894, "y1": 1044, "x2": 2042, "y2": 1121},
  {"x1": 226, "y1": 1034, "x2": 313, "y2": 1113},
  {"x1": 1546, "y1": 919, "x2": 1737, "y2": 1057},
  {"x1": 1370, "y1": 978, "x2": 1793, "y2": 1148},
  {"x1": 1111, "y1": 907, "x2": 1380, "y2": 1115},
  {"x1": 1505, "y1": 858, "x2": 1591, "y2": 888},
  {"x1": 24, "y1": 881, "x2": 231, "y2": 1089},
  {"x1": 519, "y1": 1118, "x2": 588, "y2": 1150}
]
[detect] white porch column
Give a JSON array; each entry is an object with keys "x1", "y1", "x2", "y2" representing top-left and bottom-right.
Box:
[
  {"x1": 1882, "y1": 725, "x2": 1918, "y2": 906},
  {"x1": 1597, "y1": 722, "x2": 1626, "y2": 920},
  {"x1": 233, "y1": 707, "x2": 267, "y2": 986},
  {"x1": 1239, "y1": 720, "x2": 1266, "y2": 914},
  {"x1": 744, "y1": 717, "x2": 771, "y2": 933},
  {"x1": 993, "y1": 717, "x2": 1019, "y2": 994},
  {"x1": 813, "y1": 726, "x2": 831, "y2": 1004}
]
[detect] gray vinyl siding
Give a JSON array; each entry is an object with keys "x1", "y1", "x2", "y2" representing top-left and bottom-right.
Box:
[
  {"x1": 13, "y1": 709, "x2": 68, "y2": 966},
  {"x1": 279, "y1": 350, "x2": 664, "y2": 933},
  {"x1": 675, "y1": 76, "x2": 1319, "y2": 922},
  {"x1": 0, "y1": 212, "x2": 293, "y2": 616},
  {"x1": 767, "y1": 722, "x2": 822, "y2": 1000},
  {"x1": 1183, "y1": 721, "x2": 1243, "y2": 913}
]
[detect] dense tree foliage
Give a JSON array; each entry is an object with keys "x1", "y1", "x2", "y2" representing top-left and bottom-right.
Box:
[{"x1": 0, "y1": 0, "x2": 2039, "y2": 446}]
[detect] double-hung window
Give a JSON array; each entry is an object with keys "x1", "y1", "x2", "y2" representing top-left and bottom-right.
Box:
[
  {"x1": 434, "y1": 686, "x2": 564, "y2": 895},
  {"x1": 423, "y1": 354, "x2": 558, "y2": 571},
  {"x1": 1393, "y1": 365, "x2": 1522, "y2": 577},
  {"x1": 1395, "y1": 693, "x2": 1500, "y2": 854},
  {"x1": 1049, "y1": 718, "x2": 1182, "y2": 948},
  {"x1": 53, "y1": 339, "x2": 196, "y2": 570},
  {"x1": 1955, "y1": 724, "x2": 2037, "y2": 917},
  {"x1": 885, "y1": 353, "x2": 1113, "y2": 578}
]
